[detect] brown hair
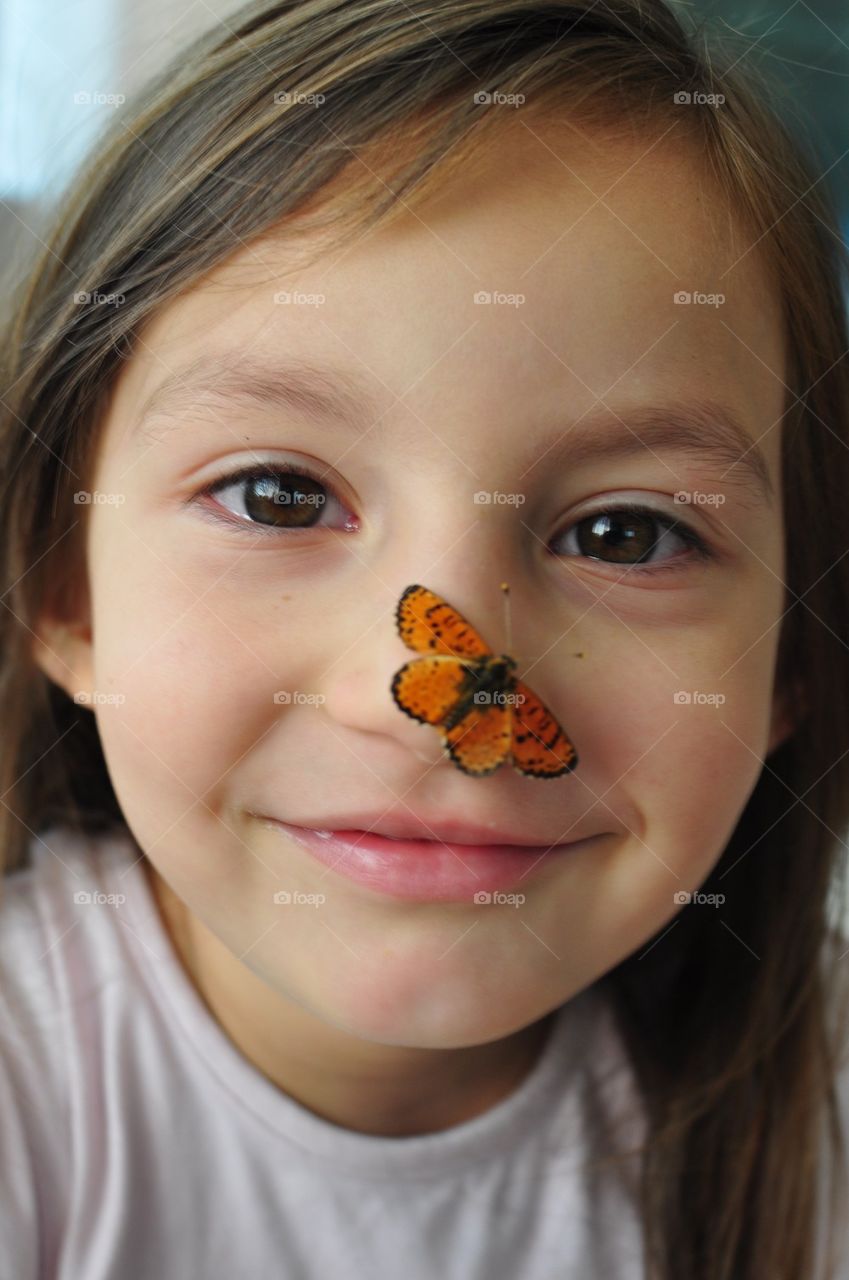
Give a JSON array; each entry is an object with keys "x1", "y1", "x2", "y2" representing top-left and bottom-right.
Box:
[{"x1": 2, "y1": 1, "x2": 848, "y2": 1275}]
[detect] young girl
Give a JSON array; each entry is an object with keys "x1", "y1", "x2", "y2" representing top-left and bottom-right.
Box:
[{"x1": 2, "y1": 0, "x2": 848, "y2": 1276}]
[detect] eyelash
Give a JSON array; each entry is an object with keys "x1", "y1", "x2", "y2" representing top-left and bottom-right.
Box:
[{"x1": 193, "y1": 463, "x2": 716, "y2": 575}]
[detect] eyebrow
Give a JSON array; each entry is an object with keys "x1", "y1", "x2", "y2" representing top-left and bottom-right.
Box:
[
  {"x1": 132, "y1": 355, "x2": 775, "y2": 507},
  {"x1": 133, "y1": 354, "x2": 383, "y2": 439},
  {"x1": 537, "y1": 400, "x2": 775, "y2": 508}
]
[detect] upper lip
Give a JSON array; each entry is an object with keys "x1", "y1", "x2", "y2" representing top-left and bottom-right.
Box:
[{"x1": 263, "y1": 809, "x2": 596, "y2": 848}]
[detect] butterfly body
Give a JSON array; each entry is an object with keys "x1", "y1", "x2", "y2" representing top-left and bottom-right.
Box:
[{"x1": 390, "y1": 584, "x2": 578, "y2": 778}]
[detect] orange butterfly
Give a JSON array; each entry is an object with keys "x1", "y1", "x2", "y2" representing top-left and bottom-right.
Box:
[{"x1": 390, "y1": 583, "x2": 578, "y2": 778}]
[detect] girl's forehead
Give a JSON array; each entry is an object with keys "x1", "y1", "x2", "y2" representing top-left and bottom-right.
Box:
[
  {"x1": 144, "y1": 115, "x2": 777, "y2": 329},
  {"x1": 105, "y1": 116, "x2": 784, "y2": 483}
]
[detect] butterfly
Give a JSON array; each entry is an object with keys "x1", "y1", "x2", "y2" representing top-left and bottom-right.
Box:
[{"x1": 390, "y1": 583, "x2": 579, "y2": 778}]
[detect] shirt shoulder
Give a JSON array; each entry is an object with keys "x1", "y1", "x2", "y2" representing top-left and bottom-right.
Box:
[
  {"x1": 0, "y1": 820, "x2": 133, "y2": 1030},
  {"x1": 0, "y1": 822, "x2": 138, "y2": 1274}
]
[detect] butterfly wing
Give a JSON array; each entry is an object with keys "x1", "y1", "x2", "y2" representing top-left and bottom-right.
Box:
[
  {"x1": 391, "y1": 585, "x2": 579, "y2": 779},
  {"x1": 509, "y1": 679, "x2": 579, "y2": 778},
  {"x1": 442, "y1": 700, "x2": 513, "y2": 776},
  {"x1": 391, "y1": 656, "x2": 471, "y2": 726},
  {"x1": 395, "y1": 584, "x2": 491, "y2": 658}
]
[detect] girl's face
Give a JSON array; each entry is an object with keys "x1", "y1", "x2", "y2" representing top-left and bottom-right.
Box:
[{"x1": 38, "y1": 118, "x2": 790, "y2": 1048}]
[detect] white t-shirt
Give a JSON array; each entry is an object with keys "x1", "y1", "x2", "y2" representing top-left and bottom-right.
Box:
[{"x1": 0, "y1": 823, "x2": 843, "y2": 1279}]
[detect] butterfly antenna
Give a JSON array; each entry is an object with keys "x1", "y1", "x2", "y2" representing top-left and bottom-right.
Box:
[{"x1": 499, "y1": 582, "x2": 512, "y2": 654}]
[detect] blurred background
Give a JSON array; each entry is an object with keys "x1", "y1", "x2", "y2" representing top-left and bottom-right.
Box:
[{"x1": 0, "y1": 0, "x2": 245, "y2": 281}]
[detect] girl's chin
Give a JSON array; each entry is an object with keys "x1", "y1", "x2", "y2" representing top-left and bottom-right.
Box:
[{"x1": 297, "y1": 968, "x2": 556, "y2": 1048}]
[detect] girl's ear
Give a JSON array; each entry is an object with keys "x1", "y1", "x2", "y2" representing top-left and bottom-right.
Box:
[
  {"x1": 31, "y1": 615, "x2": 95, "y2": 707},
  {"x1": 767, "y1": 677, "x2": 808, "y2": 757},
  {"x1": 31, "y1": 548, "x2": 95, "y2": 705}
]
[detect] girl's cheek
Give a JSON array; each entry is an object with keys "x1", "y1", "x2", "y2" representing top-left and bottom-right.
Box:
[{"x1": 564, "y1": 614, "x2": 778, "y2": 862}]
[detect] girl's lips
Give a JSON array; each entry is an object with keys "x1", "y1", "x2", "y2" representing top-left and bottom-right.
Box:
[{"x1": 258, "y1": 818, "x2": 599, "y2": 903}]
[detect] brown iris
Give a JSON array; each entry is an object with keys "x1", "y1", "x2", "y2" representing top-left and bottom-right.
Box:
[
  {"x1": 575, "y1": 510, "x2": 661, "y2": 564},
  {"x1": 240, "y1": 470, "x2": 327, "y2": 528}
]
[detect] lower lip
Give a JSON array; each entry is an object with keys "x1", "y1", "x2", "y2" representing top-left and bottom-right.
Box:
[{"x1": 259, "y1": 819, "x2": 597, "y2": 902}]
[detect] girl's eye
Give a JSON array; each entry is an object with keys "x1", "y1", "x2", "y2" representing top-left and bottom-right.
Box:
[
  {"x1": 551, "y1": 502, "x2": 713, "y2": 574},
  {"x1": 194, "y1": 463, "x2": 356, "y2": 533}
]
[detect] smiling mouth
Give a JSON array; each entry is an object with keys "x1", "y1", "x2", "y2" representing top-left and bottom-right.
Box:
[
  {"x1": 309, "y1": 827, "x2": 582, "y2": 856},
  {"x1": 257, "y1": 815, "x2": 603, "y2": 903}
]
